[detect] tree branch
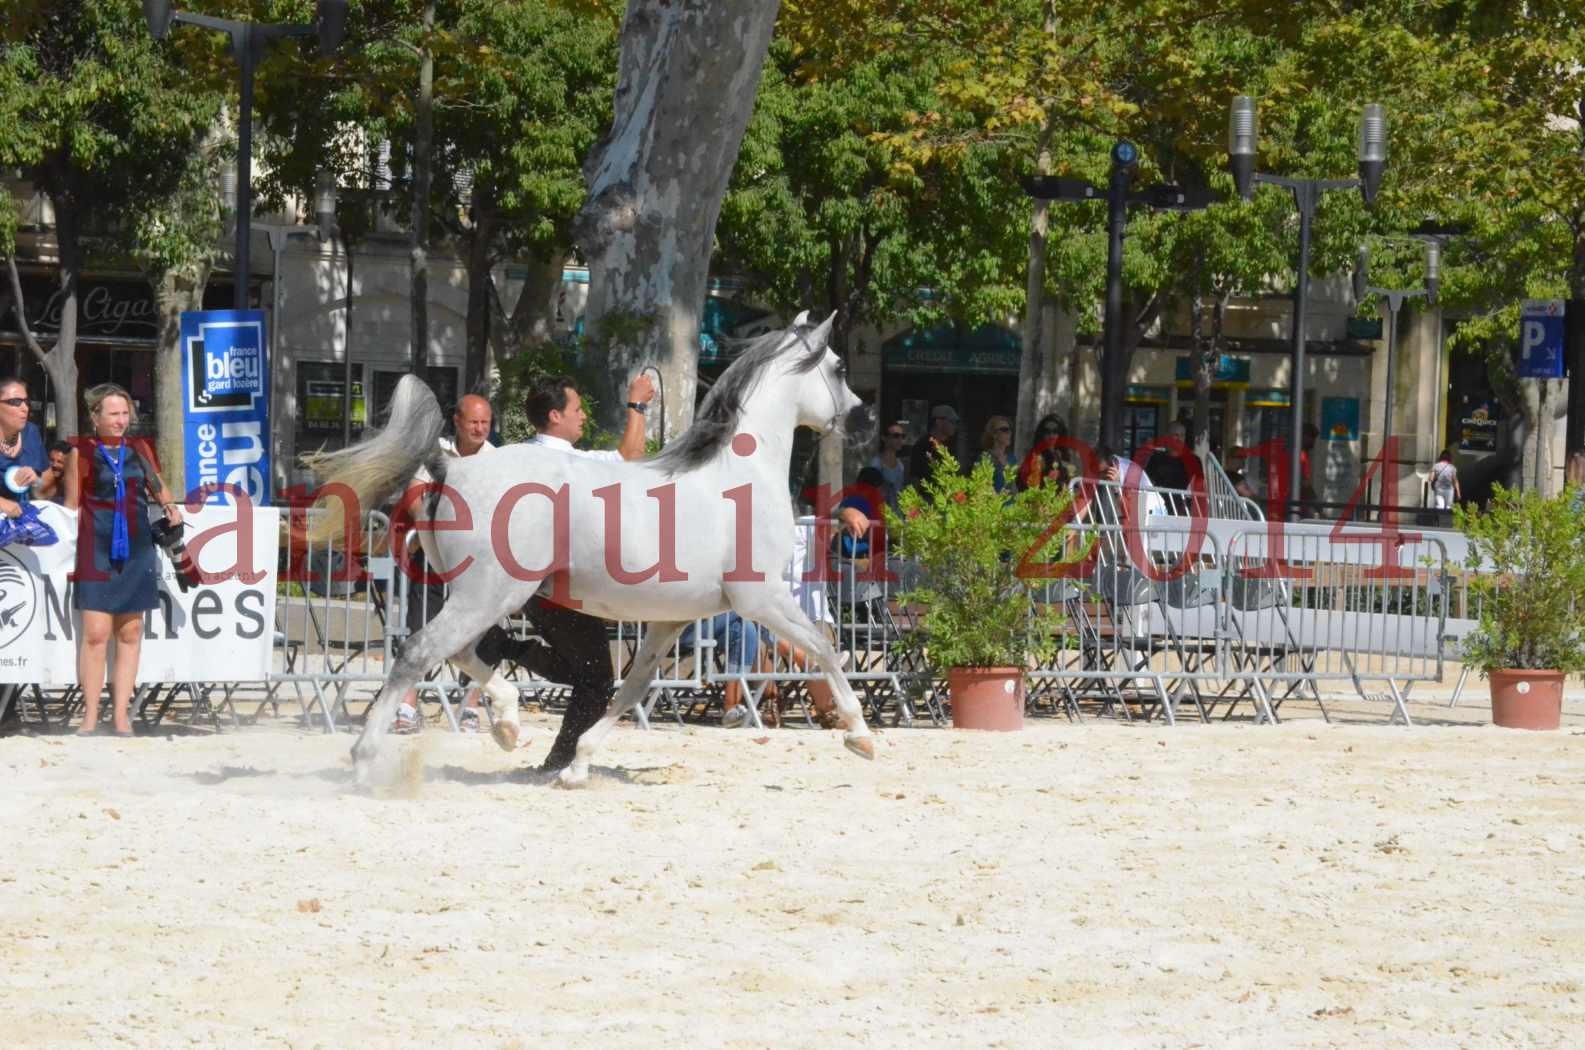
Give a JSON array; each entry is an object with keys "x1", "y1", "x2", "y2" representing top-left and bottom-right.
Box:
[{"x1": 2, "y1": 254, "x2": 51, "y2": 368}]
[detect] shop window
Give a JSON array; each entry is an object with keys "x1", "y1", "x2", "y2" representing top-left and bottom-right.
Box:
[
  {"x1": 1121, "y1": 404, "x2": 1160, "y2": 457},
  {"x1": 372, "y1": 367, "x2": 459, "y2": 424},
  {"x1": 295, "y1": 361, "x2": 366, "y2": 455}
]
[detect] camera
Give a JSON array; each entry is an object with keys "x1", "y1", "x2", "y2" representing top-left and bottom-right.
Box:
[{"x1": 148, "y1": 510, "x2": 201, "y2": 592}]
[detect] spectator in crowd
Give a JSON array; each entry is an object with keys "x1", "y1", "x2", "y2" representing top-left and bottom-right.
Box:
[
  {"x1": 979, "y1": 414, "x2": 1015, "y2": 492},
  {"x1": 679, "y1": 612, "x2": 761, "y2": 725},
  {"x1": 0, "y1": 375, "x2": 46, "y2": 520},
  {"x1": 1228, "y1": 469, "x2": 1257, "y2": 502},
  {"x1": 1429, "y1": 448, "x2": 1460, "y2": 522},
  {"x1": 908, "y1": 403, "x2": 961, "y2": 484},
  {"x1": 392, "y1": 393, "x2": 497, "y2": 734},
  {"x1": 474, "y1": 371, "x2": 654, "y2": 772},
  {"x1": 869, "y1": 421, "x2": 909, "y2": 511},
  {"x1": 65, "y1": 383, "x2": 182, "y2": 737},
  {"x1": 1098, "y1": 442, "x2": 1165, "y2": 518},
  {"x1": 34, "y1": 440, "x2": 73, "y2": 505},
  {"x1": 1565, "y1": 450, "x2": 1585, "y2": 512},
  {"x1": 1144, "y1": 421, "x2": 1192, "y2": 492},
  {"x1": 1017, "y1": 413, "x2": 1072, "y2": 491},
  {"x1": 1299, "y1": 422, "x2": 1321, "y2": 515}
]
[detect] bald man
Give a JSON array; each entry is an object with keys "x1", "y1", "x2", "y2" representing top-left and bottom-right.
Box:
[{"x1": 393, "y1": 394, "x2": 498, "y2": 734}]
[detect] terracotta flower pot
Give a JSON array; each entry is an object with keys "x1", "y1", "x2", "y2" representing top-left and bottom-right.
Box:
[
  {"x1": 947, "y1": 666, "x2": 1024, "y2": 731},
  {"x1": 1489, "y1": 669, "x2": 1564, "y2": 730}
]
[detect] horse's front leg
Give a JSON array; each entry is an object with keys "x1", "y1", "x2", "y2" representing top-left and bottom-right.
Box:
[
  {"x1": 745, "y1": 597, "x2": 874, "y2": 760},
  {"x1": 557, "y1": 621, "x2": 690, "y2": 788}
]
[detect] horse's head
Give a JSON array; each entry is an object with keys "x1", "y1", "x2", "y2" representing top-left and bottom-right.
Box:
[{"x1": 782, "y1": 311, "x2": 873, "y2": 443}]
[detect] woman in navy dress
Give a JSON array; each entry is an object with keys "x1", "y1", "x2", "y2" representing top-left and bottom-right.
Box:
[
  {"x1": 0, "y1": 375, "x2": 47, "y2": 519},
  {"x1": 64, "y1": 383, "x2": 181, "y2": 736}
]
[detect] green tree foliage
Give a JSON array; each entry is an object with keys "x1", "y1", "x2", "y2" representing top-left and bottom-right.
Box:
[
  {"x1": 0, "y1": 0, "x2": 224, "y2": 441},
  {"x1": 252, "y1": 0, "x2": 615, "y2": 390},
  {"x1": 718, "y1": 40, "x2": 1028, "y2": 354}
]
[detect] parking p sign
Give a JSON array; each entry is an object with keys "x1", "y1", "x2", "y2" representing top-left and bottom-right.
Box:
[{"x1": 1518, "y1": 300, "x2": 1566, "y2": 379}]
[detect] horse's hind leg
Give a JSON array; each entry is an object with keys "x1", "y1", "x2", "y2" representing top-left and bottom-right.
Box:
[
  {"x1": 556, "y1": 621, "x2": 689, "y2": 788},
  {"x1": 352, "y1": 590, "x2": 528, "y2": 785}
]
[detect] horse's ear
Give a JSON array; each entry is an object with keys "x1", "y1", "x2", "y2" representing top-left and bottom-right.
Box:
[
  {"x1": 791, "y1": 309, "x2": 811, "y2": 328},
  {"x1": 809, "y1": 310, "x2": 836, "y2": 346}
]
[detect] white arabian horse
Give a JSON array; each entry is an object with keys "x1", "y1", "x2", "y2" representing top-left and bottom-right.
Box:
[{"x1": 307, "y1": 312, "x2": 876, "y2": 787}]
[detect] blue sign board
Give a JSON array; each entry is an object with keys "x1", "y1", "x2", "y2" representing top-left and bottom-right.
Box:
[
  {"x1": 180, "y1": 309, "x2": 270, "y2": 506},
  {"x1": 1321, "y1": 396, "x2": 1360, "y2": 442},
  {"x1": 1518, "y1": 300, "x2": 1566, "y2": 379}
]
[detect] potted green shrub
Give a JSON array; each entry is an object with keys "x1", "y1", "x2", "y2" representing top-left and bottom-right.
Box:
[
  {"x1": 886, "y1": 452, "x2": 1083, "y2": 730},
  {"x1": 1455, "y1": 484, "x2": 1585, "y2": 729}
]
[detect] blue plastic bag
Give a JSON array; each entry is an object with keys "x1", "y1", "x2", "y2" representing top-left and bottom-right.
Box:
[{"x1": 0, "y1": 502, "x2": 58, "y2": 548}]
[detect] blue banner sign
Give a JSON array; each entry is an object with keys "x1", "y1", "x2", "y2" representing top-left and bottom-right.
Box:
[
  {"x1": 180, "y1": 309, "x2": 270, "y2": 506},
  {"x1": 1518, "y1": 300, "x2": 1566, "y2": 379}
]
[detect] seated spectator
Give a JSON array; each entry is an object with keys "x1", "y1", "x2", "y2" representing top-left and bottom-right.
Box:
[
  {"x1": 679, "y1": 612, "x2": 762, "y2": 727},
  {"x1": 835, "y1": 467, "x2": 887, "y2": 558},
  {"x1": 1099, "y1": 443, "x2": 1165, "y2": 518},
  {"x1": 33, "y1": 440, "x2": 72, "y2": 505},
  {"x1": 1144, "y1": 421, "x2": 1192, "y2": 492}
]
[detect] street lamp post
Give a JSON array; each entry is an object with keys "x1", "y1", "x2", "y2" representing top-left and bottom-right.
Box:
[
  {"x1": 1229, "y1": 96, "x2": 1387, "y2": 518},
  {"x1": 143, "y1": 1, "x2": 347, "y2": 311},
  {"x1": 1352, "y1": 242, "x2": 1438, "y2": 518},
  {"x1": 1023, "y1": 142, "x2": 1216, "y2": 453},
  {"x1": 312, "y1": 171, "x2": 360, "y2": 449}
]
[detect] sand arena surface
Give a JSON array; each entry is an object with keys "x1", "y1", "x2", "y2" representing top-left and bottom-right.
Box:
[{"x1": 3, "y1": 712, "x2": 1584, "y2": 1048}]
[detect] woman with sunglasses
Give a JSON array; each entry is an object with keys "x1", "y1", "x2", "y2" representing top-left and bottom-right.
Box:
[
  {"x1": 979, "y1": 415, "x2": 1015, "y2": 492},
  {"x1": 1016, "y1": 413, "x2": 1072, "y2": 491},
  {"x1": 64, "y1": 383, "x2": 182, "y2": 737},
  {"x1": 869, "y1": 422, "x2": 909, "y2": 512},
  {"x1": 0, "y1": 376, "x2": 47, "y2": 521}
]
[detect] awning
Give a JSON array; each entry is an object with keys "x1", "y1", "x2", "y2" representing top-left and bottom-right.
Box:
[{"x1": 882, "y1": 321, "x2": 1021, "y2": 375}]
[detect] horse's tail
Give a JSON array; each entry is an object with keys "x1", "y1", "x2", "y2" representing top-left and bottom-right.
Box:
[{"x1": 301, "y1": 374, "x2": 445, "y2": 541}]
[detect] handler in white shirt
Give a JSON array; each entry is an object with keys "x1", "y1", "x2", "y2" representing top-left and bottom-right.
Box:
[{"x1": 473, "y1": 372, "x2": 655, "y2": 772}]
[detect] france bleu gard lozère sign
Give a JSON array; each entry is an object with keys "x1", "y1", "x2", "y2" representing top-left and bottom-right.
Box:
[{"x1": 179, "y1": 309, "x2": 271, "y2": 506}]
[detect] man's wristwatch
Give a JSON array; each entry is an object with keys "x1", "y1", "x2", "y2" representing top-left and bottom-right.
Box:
[{"x1": 626, "y1": 401, "x2": 648, "y2": 414}]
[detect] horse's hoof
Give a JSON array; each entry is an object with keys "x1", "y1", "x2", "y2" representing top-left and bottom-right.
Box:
[
  {"x1": 491, "y1": 720, "x2": 519, "y2": 753},
  {"x1": 552, "y1": 767, "x2": 589, "y2": 790},
  {"x1": 843, "y1": 733, "x2": 876, "y2": 760}
]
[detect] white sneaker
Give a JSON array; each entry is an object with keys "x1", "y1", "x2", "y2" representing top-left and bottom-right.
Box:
[
  {"x1": 721, "y1": 704, "x2": 751, "y2": 729},
  {"x1": 392, "y1": 703, "x2": 420, "y2": 734}
]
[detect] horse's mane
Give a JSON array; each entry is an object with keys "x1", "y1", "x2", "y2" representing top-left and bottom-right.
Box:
[{"x1": 652, "y1": 323, "x2": 829, "y2": 475}]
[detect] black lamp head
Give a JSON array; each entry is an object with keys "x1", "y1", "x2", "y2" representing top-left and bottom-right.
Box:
[
  {"x1": 1228, "y1": 95, "x2": 1257, "y2": 200},
  {"x1": 317, "y1": 0, "x2": 349, "y2": 58},
  {"x1": 143, "y1": 0, "x2": 173, "y2": 40},
  {"x1": 1423, "y1": 238, "x2": 1440, "y2": 306},
  {"x1": 1357, "y1": 103, "x2": 1387, "y2": 206}
]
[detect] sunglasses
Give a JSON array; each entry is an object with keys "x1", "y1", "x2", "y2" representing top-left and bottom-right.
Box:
[
  {"x1": 0, "y1": 398, "x2": 26, "y2": 408},
  {"x1": 993, "y1": 426, "x2": 1012, "y2": 434},
  {"x1": 885, "y1": 431, "x2": 906, "y2": 438}
]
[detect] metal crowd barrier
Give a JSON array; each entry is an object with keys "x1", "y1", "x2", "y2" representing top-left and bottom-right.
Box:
[{"x1": 4, "y1": 488, "x2": 1463, "y2": 736}]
